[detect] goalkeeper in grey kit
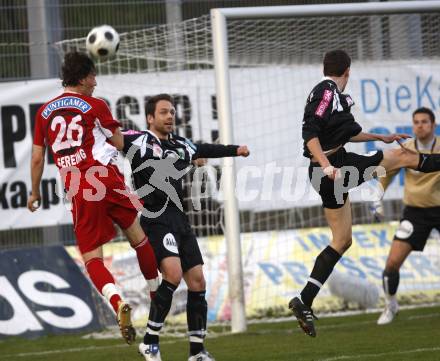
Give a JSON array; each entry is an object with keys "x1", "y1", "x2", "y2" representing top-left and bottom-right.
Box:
[
  {"x1": 289, "y1": 49, "x2": 440, "y2": 337},
  {"x1": 122, "y1": 93, "x2": 249, "y2": 361}
]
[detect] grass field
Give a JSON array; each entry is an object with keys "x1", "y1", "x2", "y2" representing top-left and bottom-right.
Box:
[{"x1": 2, "y1": 306, "x2": 440, "y2": 361}]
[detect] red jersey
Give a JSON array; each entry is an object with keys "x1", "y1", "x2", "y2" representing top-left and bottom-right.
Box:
[{"x1": 33, "y1": 92, "x2": 120, "y2": 171}]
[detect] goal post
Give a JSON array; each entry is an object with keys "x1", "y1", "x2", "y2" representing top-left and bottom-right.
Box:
[
  {"x1": 211, "y1": 0, "x2": 440, "y2": 333},
  {"x1": 211, "y1": 9, "x2": 246, "y2": 334}
]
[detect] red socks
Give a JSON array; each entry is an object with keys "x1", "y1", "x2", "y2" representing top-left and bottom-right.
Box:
[
  {"x1": 85, "y1": 257, "x2": 121, "y2": 313},
  {"x1": 133, "y1": 237, "x2": 159, "y2": 281},
  {"x1": 84, "y1": 237, "x2": 158, "y2": 313}
]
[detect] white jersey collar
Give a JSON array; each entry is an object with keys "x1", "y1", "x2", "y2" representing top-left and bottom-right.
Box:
[{"x1": 321, "y1": 76, "x2": 341, "y2": 92}]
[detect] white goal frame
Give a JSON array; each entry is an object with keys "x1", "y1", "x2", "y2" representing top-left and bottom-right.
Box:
[{"x1": 210, "y1": 0, "x2": 440, "y2": 333}]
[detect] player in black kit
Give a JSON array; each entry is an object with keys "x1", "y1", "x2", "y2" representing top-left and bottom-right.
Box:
[
  {"x1": 122, "y1": 93, "x2": 249, "y2": 361},
  {"x1": 289, "y1": 49, "x2": 440, "y2": 338}
]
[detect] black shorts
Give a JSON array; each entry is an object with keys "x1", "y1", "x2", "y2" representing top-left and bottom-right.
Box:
[
  {"x1": 140, "y1": 208, "x2": 204, "y2": 272},
  {"x1": 308, "y1": 147, "x2": 384, "y2": 209},
  {"x1": 394, "y1": 206, "x2": 440, "y2": 251}
]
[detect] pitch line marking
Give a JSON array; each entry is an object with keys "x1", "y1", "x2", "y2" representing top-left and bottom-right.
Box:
[
  {"x1": 3, "y1": 311, "x2": 439, "y2": 359},
  {"x1": 2, "y1": 340, "x2": 180, "y2": 358},
  {"x1": 318, "y1": 347, "x2": 440, "y2": 361}
]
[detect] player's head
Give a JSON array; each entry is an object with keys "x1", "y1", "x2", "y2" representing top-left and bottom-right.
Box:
[
  {"x1": 145, "y1": 94, "x2": 176, "y2": 137},
  {"x1": 61, "y1": 52, "x2": 97, "y2": 96},
  {"x1": 323, "y1": 50, "x2": 351, "y2": 91},
  {"x1": 412, "y1": 107, "x2": 436, "y2": 141}
]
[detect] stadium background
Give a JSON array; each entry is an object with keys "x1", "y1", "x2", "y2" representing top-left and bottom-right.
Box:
[
  {"x1": 1, "y1": 0, "x2": 440, "y2": 342},
  {"x1": 1, "y1": 0, "x2": 407, "y2": 248}
]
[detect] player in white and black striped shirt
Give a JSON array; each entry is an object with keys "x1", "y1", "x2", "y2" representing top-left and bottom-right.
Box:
[{"x1": 122, "y1": 94, "x2": 249, "y2": 361}]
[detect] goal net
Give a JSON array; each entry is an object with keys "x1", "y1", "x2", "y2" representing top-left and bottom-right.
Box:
[{"x1": 55, "y1": 5, "x2": 440, "y2": 328}]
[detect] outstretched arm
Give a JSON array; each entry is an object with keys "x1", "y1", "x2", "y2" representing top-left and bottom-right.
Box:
[
  {"x1": 350, "y1": 132, "x2": 411, "y2": 143},
  {"x1": 27, "y1": 145, "x2": 45, "y2": 211},
  {"x1": 194, "y1": 143, "x2": 249, "y2": 159}
]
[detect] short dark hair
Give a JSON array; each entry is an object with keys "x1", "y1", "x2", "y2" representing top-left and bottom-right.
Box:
[
  {"x1": 323, "y1": 50, "x2": 351, "y2": 77},
  {"x1": 61, "y1": 52, "x2": 96, "y2": 87},
  {"x1": 145, "y1": 94, "x2": 175, "y2": 117},
  {"x1": 413, "y1": 107, "x2": 435, "y2": 123}
]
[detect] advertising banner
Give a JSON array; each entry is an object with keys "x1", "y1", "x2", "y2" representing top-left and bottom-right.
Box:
[
  {"x1": 67, "y1": 223, "x2": 440, "y2": 324},
  {"x1": 1, "y1": 60, "x2": 440, "y2": 229},
  {"x1": 0, "y1": 245, "x2": 111, "y2": 339}
]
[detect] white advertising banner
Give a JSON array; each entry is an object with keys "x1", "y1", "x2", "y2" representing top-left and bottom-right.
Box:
[
  {"x1": 1, "y1": 60, "x2": 439, "y2": 229},
  {"x1": 66, "y1": 224, "x2": 440, "y2": 324}
]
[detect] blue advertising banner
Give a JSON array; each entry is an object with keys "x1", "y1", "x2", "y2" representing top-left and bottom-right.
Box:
[{"x1": 0, "y1": 245, "x2": 112, "y2": 339}]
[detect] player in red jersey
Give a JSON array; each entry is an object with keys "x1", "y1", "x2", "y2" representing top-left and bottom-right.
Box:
[{"x1": 27, "y1": 52, "x2": 159, "y2": 345}]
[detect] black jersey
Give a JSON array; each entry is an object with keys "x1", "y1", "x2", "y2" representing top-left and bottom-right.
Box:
[
  {"x1": 122, "y1": 130, "x2": 238, "y2": 216},
  {"x1": 302, "y1": 78, "x2": 362, "y2": 158}
]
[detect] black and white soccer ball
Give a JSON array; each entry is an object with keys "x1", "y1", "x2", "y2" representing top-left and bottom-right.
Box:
[{"x1": 86, "y1": 25, "x2": 120, "y2": 61}]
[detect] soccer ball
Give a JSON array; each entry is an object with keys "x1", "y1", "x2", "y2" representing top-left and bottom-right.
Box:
[{"x1": 86, "y1": 25, "x2": 120, "y2": 60}]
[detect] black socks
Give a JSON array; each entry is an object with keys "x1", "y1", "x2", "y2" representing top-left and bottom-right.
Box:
[
  {"x1": 382, "y1": 270, "x2": 399, "y2": 296},
  {"x1": 300, "y1": 246, "x2": 341, "y2": 307},
  {"x1": 144, "y1": 279, "x2": 177, "y2": 345},
  {"x1": 187, "y1": 290, "x2": 208, "y2": 356}
]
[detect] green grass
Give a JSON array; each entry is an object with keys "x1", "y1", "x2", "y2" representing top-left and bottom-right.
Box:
[{"x1": 2, "y1": 306, "x2": 440, "y2": 361}]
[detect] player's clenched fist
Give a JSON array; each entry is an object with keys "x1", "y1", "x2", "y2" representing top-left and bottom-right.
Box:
[
  {"x1": 237, "y1": 145, "x2": 250, "y2": 157},
  {"x1": 27, "y1": 194, "x2": 41, "y2": 212}
]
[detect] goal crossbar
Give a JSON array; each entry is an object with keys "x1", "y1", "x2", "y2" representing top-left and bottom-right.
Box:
[{"x1": 214, "y1": 1, "x2": 440, "y2": 19}]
